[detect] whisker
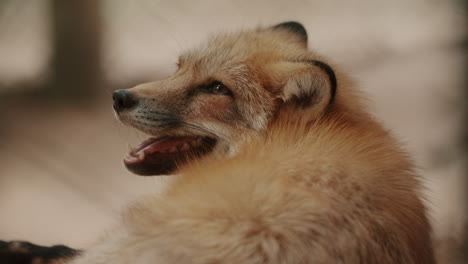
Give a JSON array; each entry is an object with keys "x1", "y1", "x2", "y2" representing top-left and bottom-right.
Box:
[{"x1": 131, "y1": 111, "x2": 229, "y2": 141}]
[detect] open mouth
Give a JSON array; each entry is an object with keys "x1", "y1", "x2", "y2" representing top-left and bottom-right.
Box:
[{"x1": 124, "y1": 136, "x2": 217, "y2": 176}]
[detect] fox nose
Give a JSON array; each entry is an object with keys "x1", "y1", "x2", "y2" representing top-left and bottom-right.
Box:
[{"x1": 113, "y1": 89, "x2": 138, "y2": 112}]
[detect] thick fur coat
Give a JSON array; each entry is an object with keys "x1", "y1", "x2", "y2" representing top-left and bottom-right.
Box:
[{"x1": 68, "y1": 22, "x2": 436, "y2": 263}]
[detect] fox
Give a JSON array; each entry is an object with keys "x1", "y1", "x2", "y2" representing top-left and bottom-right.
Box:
[{"x1": 0, "y1": 22, "x2": 435, "y2": 264}]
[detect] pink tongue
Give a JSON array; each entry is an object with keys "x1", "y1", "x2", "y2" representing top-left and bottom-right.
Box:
[{"x1": 140, "y1": 137, "x2": 197, "y2": 154}]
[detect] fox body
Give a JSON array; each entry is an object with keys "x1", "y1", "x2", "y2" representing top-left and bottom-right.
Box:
[{"x1": 66, "y1": 22, "x2": 435, "y2": 263}]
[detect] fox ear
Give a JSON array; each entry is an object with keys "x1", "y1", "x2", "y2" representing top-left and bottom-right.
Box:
[
  {"x1": 272, "y1": 21, "x2": 307, "y2": 45},
  {"x1": 272, "y1": 60, "x2": 337, "y2": 113}
]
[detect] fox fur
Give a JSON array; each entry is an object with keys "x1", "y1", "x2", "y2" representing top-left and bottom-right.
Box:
[{"x1": 70, "y1": 22, "x2": 435, "y2": 263}]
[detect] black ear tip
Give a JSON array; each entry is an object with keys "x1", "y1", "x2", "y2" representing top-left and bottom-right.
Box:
[{"x1": 272, "y1": 21, "x2": 307, "y2": 42}]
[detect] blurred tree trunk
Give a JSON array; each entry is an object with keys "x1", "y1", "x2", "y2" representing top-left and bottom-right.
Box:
[
  {"x1": 464, "y1": 2, "x2": 468, "y2": 262},
  {"x1": 48, "y1": 0, "x2": 101, "y2": 100}
]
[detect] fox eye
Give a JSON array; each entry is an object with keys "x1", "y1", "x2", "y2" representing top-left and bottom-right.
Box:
[{"x1": 202, "y1": 81, "x2": 232, "y2": 96}]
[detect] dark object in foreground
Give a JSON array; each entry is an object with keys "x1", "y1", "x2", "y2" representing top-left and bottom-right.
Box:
[{"x1": 0, "y1": 240, "x2": 80, "y2": 264}]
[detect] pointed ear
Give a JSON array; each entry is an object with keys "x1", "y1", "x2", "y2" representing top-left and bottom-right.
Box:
[
  {"x1": 272, "y1": 21, "x2": 307, "y2": 46},
  {"x1": 269, "y1": 60, "x2": 337, "y2": 114}
]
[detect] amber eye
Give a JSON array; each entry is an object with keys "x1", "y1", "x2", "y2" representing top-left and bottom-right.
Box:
[{"x1": 202, "y1": 81, "x2": 232, "y2": 96}]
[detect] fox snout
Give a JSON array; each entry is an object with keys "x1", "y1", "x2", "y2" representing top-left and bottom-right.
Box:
[{"x1": 112, "y1": 85, "x2": 225, "y2": 176}]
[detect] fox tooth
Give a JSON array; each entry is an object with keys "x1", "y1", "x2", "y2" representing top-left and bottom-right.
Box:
[
  {"x1": 168, "y1": 146, "x2": 178, "y2": 153},
  {"x1": 181, "y1": 143, "x2": 190, "y2": 151},
  {"x1": 127, "y1": 144, "x2": 133, "y2": 152},
  {"x1": 196, "y1": 137, "x2": 203, "y2": 145},
  {"x1": 190, "y1": 141, "x2": 198, "y2": 147},
  {"x1": 138, "y1": 151, "x2": 145, "y2": 160}
]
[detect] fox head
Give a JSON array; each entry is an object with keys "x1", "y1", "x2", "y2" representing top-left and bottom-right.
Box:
[{"x1": 113, "y1": 22, "x2": 338, "y2": 176}]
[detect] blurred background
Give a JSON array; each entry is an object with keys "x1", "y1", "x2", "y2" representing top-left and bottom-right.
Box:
[{"x1": 0, "y1": 0, "x2": 466, "y2": 263}]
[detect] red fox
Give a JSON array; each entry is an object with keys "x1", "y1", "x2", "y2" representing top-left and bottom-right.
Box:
[{"x1": 0, "y1": 22, "x2": 436, "y2": 264}]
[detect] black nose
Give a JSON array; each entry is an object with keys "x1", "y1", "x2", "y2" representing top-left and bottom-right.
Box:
[{"x1": 113, "y1": 89, "x2": 138, "y2": 112}]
